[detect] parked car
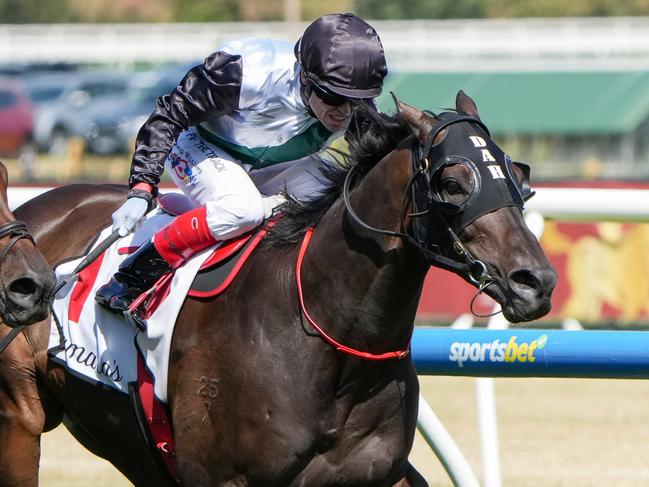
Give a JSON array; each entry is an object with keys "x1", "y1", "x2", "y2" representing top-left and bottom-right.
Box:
[
  {"x1": 86, "y1": 65, "x2": 190, "y2": 155},
  {"x1": 24, "y1": 71, "x2": 131, "y2": 155},
  {"x1": 0, "y1": 77, "x2": 35, "y2": 158},
  {"x1": 0, "y1": 62, "x2": 80, "y2": 77}
]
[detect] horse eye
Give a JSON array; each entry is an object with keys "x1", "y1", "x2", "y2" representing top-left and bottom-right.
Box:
[{"x1": 443, "y1": 179, "x2": 461, "y2": 195}]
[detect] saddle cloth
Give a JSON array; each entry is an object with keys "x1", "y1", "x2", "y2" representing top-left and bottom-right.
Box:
[{"x1": 48, "y1": 208, "x2": 249, "y2": 402}]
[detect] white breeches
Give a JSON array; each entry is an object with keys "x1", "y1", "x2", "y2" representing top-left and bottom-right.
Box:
[{"x1": 164, "y1": 127, "x2": 340, "y2": 240}]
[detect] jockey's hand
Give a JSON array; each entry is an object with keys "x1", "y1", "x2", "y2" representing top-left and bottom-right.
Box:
[
  {"x1": 112, "y1": 196, "x2": 149, "y2": 237},
  {"x1": 263, "y1": 193, "x2": 288, "y2": 218}
]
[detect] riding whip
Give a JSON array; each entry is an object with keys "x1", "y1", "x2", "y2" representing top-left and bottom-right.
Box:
[{"x1": 52, "y1": 228, "x2": 123, "y2": 295}]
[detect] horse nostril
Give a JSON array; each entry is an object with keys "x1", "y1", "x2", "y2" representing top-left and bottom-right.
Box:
[
  {"x1": 509, "y1": 268, "x2": 557, "y2": 298},
  {"x1": 509, "y1": 268, "x2": 541, "y2": 296},
  {"x1": 8, "y1": 277, "x2": 39, "y2": 298}
]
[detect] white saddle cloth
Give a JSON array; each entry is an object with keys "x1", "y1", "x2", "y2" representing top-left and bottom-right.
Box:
[{"x1": 49, "y1": 210, "x2": 215, "y2": 402}]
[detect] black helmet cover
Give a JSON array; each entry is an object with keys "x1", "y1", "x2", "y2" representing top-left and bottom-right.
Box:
[{"x1": 295, "y1": 13, "x2": 388, "y2": 99}]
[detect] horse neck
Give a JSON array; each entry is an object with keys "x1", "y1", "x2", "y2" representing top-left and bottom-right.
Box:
[{"x1": 301, "y1": 149, "x2": 428, "y2": 354}]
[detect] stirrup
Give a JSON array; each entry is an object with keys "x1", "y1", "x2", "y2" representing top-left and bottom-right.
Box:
[
  {"x1": 123, "y1": 308, "x2": 147, "y2": 332},
  {"x1": 120, "y1": 272, "x2": 174, "y2": 332},
  {"x1": 121, "y1": 285, "x2": 156, "y2": 332}
]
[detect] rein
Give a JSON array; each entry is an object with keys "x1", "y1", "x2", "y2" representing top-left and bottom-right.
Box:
[
  {"x1": 342, "y1": 115, "x2": 495, "y2": 288},
  {"x1": 295, "y1": 114, "x2": 512, "y2": 360},
  {"x1": 342, "y1": 161, "x2": 488, "y2": 286}
]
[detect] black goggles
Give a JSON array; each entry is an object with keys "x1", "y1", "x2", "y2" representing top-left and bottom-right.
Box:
[{"x1": 311, "y1": 83, "x2": 360, "y2": 107}]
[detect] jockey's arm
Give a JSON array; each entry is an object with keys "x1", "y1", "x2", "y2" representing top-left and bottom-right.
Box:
[{"x1": 128, "y1": 51, "x2": 243, "y2": 194}]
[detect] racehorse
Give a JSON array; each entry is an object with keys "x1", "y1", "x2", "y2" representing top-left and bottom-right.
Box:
[
  {"x1": 0, "y1": 92, "x2": 556, "y2": 486},
  {"x1": 0, "y1": 162, "x2": 54, "y2": 328}
]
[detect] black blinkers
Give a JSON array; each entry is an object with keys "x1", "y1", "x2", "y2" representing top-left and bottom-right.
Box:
[{"x1": 421, "y1": 114, "x2": 535, "y2": 234}]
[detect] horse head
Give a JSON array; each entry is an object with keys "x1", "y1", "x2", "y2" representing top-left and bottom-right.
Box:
[
  {"x1": 0, "y1": 162, "x2": 55, "y2": 326},
  {"x1": 395, "y1": 91, "x2": 556, "y2": 322}
]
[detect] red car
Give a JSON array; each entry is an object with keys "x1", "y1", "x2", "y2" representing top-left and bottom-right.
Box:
[{"x1": 0, "y1": 77, "x2": 35, "y2": 157}]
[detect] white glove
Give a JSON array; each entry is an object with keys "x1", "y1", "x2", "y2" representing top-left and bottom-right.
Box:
[
  {"x1": 262, "y1": 193, "x2": 288, "y2": 218},
  {"x1": 112, "y1": 197, "x2": 149, "y2": 237}
]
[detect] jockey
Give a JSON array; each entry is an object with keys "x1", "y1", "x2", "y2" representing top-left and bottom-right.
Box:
[{"x1": 96, "y1": 13, "x2": 388, "y2": 313}]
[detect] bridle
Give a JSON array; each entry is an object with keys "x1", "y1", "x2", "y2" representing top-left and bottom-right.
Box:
[
  {"x1": 304, "y1": 112, "x2": 534, "y2": 359},
  {"x1": 343, "y1": 114, "x2": 497, "y2": 293},
  {"x1": 0, "y1": 220, "x2": 34, "y2": 268},
  {"x1": 0, "y1": 219, "x2": 37, "y2": 354}
]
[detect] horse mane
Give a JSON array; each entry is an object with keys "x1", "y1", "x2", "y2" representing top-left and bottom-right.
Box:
[{"x1": 265, "y1": 105, "x2": 412, "y2": 246}]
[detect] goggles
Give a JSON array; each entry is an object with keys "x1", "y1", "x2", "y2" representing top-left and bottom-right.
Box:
[{"x1": 311, "y1": 83, "x2": 360, "y2": 107}]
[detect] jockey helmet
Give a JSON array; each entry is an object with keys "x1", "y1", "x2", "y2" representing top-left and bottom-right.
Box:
[{"x1": 295, "y1": 13, "x2": 388, "y2": 99}]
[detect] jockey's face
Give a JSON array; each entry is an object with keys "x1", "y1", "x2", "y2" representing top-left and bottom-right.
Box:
[{"x1": 309, "y1": 92, "x2": 354, "y2": 132}]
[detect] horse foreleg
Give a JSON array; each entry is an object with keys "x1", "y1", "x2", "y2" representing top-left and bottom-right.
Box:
[
  {"x1": 0, "y1": 332, "x2": 45, "y2": 487},
  {"x1": 392, "y1": 462, "x2": 428, "y2": 487},
  {"x1": 0, "y1": 418, "x2": 41, "y2": 487}
]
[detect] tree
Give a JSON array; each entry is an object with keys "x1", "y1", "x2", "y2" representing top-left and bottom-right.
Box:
[
  {"x1": 174, "y1": 0, "x2": 240, "y2": 22},
  {"x1": 354, "y1": 0, "x2": 649, "y2": 19},
  {"x1": 0, "y1": 0, "x2": 78, "y2": 23},
  {"x1": 354, "y1": 0, "x2": 487, "y2": 20}
]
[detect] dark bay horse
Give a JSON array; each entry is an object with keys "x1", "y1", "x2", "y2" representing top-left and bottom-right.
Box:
[
  {"x1": 0, "y1": 92, "x2": 555, "y2": 486},
  {"x1": 0, "y1": 162, "x2": 54, "y2": 327}
]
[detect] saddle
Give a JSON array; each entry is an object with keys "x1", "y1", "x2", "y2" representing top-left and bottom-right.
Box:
[{"x1": 154, "y1": 192, "x2": 270, "y2": 299}]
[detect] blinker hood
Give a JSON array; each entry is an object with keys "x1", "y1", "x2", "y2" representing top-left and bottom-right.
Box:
[{"x1": 427, "y1": 119, "x2": 527, "y2": 234}]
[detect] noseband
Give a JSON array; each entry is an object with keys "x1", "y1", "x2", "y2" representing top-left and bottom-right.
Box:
[
  {"x1": 342, "y1": 114, "x2": 499, "y2": 290},
  {"x1": 0, "y1": 220, "x2": 34, "y2": 267}
]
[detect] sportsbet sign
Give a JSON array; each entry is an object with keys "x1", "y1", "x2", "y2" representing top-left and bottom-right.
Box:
[
  {"x1": 412, "y1": 328, "x2": 649, "y2": 378},
  {"x1": 449, "y1": 334, "x2": 548, "y2": 368}
]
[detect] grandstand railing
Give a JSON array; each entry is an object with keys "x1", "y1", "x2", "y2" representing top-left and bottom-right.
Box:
[{"x1": 4, "y1": 17, "x2": 649, "y2": 71}]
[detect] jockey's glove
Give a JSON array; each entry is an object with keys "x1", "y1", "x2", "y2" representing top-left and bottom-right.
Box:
[
  {"x1": 263, "y1": 193, "x2": 288, "y2": 219},
  {"x1": 112, "y1": 195, "x2": 150, "y2": 237}
]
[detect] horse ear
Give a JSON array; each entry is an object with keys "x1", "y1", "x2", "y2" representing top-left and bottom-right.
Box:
[
  {"x1": 456, "y1": 90, "x2": 481, "y2": 121},
  {"x1": 396, "y1": 99, "x2": 437, "y2": 144},
  {"x1": 0, "y1": 162, "x2": 7, "y2": 189},
  {"x1": 0, "y1": 162, "x2": 8, "y2": 204}
]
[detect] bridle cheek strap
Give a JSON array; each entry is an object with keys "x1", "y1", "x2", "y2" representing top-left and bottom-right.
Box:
[
  {"x1": 296, "y1": 227, "x2": 410, "y2": 361},
  {"x1": 0, "y1": 220, "x2": 37, "y2": 355}
]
